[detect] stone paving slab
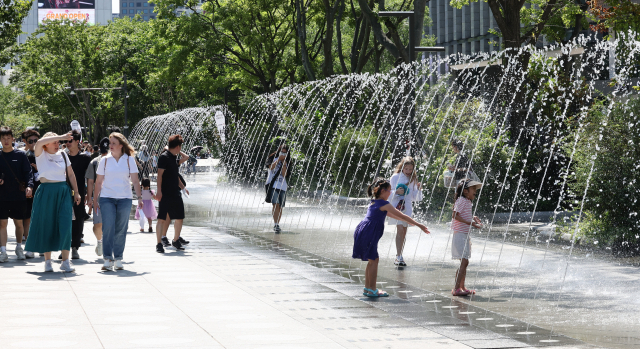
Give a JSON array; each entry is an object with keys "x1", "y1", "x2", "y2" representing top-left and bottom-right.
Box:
[{"x1": 0, "y1": 220, "x2": 594, "y2": 349}]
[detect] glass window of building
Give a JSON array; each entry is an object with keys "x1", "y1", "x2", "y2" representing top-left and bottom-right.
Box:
[
  {"x1": 130, "y1": 9, "x2": 135, "y2": 13},
  {"x1": 137, "y1": 9, "x2": 142, "y2": 13},
  {"x1": 144, "y1": 16, "x2": 148, "y2": 20},
  {"x1": 122, "y1": 10, "x2": 127, "y2": 14},
  {"x1": 137, "y1": 2, "x2": 141, "y2": 6},
  {"x1": 122, "y1": 2, "x2": 127, "y2": 7},
  {"x1": 143, "y1": 2, "x2": 148, "y2": 6}
]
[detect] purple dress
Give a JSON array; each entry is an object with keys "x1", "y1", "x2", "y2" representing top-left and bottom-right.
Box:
[{"x1": 352, "y1": 199, "x2": 389, "y2": 261}]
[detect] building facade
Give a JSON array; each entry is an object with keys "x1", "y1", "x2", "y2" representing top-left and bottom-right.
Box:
[
  {"x1": 119, "y1": 1, "x2": 156, "y2": 21},
  {"x1": 427, "y1": 0, "x2": 501, "y2": 58}
]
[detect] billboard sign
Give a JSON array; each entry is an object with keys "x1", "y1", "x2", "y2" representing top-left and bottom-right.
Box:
[
  {"x1": 38, "y1": 9, "x2": 95, "y2": 24},
  {"x1": 38, "y1": 0, "x2": 95, "y2": 9},
  {"x1": 38, "y1": 1, "x2": 95, "y2": 24}
]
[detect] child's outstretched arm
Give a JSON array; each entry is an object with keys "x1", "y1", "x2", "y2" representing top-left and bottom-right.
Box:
[{"x1": 381, "y1": 204, "x2": 430, "y2": 234}]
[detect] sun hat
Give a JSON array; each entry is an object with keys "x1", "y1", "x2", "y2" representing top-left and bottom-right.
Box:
[{"x1": 458, "y1": 178, "x2": 482, "y2": 189}]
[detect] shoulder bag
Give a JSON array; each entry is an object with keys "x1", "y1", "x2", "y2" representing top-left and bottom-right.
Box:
[{"x1": 264, "y1": 161, "x2": 282, "y2": 203}]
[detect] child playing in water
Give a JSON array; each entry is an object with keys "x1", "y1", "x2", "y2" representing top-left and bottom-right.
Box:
[
  {"x1": 388, "y1": 156, "x2": 423, "y2": 267},
  {"x1": 352, "y1": 178, "x2": 430, "y2": 297},
  {"x1": 451, "y1": 178, "x2": 483, "y2": 296},
  {"x1": 135, "y1": 178, "x2": 158, "y2": 232}
]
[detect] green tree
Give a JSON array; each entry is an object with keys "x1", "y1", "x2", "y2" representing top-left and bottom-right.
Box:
[{"x1": 0, "y1": 0, "x2": 32, "y2": 67}]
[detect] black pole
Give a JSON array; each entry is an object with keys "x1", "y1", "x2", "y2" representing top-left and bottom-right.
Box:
[{"x1": 123, "y1": 74, "x2": 128, "y2": 137}]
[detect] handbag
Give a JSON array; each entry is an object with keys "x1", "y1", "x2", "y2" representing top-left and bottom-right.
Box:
[
  {"x1": 62, "y1": 153, "x2": 76, "y2": 221},
  {"x1": 1, "y1": 152, "x2": 26, "y2": 191},
  {"x1": 62, "y1": 153, "x2": 74, "y2": 196},
  {"x1": 265, "y1": 162, "x2": 282, "y2": 203}
]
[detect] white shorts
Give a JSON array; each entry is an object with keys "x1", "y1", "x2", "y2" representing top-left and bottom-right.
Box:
[
  {"x1": 388, "y1": 217, "x2": 408, "y2": 227},
  {"x1": 451, "y1": 233, "x2": 471, "y2": 259}
]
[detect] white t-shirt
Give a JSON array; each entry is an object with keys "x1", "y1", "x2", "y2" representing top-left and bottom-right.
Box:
[
  {"x1": 265, "y1": 158, "x2": 287, "y2": 191},
  {"x1": 388, "y1": 172, "x2": 423, "y2": 217},
  {"x1": 96, "y1": 154, "x2": 139, "y2": 199},
  {"x1": 35, "y1": 150, "x2": 70, "y2": 182}
]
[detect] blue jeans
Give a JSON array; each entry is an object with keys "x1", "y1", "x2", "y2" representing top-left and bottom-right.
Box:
[{"x1": 99, "y1": 197, "x2": 132, "y2": 261}]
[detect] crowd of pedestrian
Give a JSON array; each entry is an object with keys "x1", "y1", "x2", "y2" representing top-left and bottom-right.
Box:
[{"x1": 0, "y1": 125, "x2": 192, "y2": 272}]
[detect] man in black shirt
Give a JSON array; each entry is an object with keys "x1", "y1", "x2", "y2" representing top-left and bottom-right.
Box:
[
  {"x1": 21, "y1": 128, "x2": 41, "y2": 259},
  {"x1": 155, "y1": 134, "x2": 189, "y2": 253},
  {"x1": 0, "y1": 127, "x2": 34, "y2": 262},
  {"x1": 66, "y1": 130, "x2": 91, "y2": 260}
]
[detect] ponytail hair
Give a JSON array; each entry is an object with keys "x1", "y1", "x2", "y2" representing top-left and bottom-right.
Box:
[{"x1": 367, "y1": 178, "x2": 391, "y2": 199}]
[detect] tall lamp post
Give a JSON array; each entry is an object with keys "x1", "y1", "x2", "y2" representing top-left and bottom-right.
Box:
[
  {"x1": 375, "y1": 10, "x2": 445, "y2": 176},
  {"x1": 66, "y1": 74, "x2": 129, "y2": 139}
]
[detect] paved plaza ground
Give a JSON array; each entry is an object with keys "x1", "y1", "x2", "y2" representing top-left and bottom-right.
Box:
[{"x1": 1, "y1": 220, "x2": 595, "y2": 349}]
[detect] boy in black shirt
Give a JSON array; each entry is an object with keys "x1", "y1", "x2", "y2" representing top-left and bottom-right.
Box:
[
  {"x1": 0, "y1": 127, "x2": 34, "y2": 262},
  {"x1": 155, "y1": 135, "x2": 190, "y2": 253},
  {"x1": 65, "y1": 130, "x2": 92, "y2": 259},
  {"x1": 21, "y1": 128, "x2": 41, "y2": 259}
]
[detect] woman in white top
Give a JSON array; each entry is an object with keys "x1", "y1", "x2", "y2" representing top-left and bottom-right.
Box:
[
  {"x1": 388, "y1": 156, "x2": 423, "y2": 267},
  {"x1": 265, "y1": 144, "x2": 290, "y2": 233},
  {"x1": 92, "y1": 133, "x2": 142, "y2": 271},
  {"x1": 25, "y1": 132, "x2": 82, "y2": 273}
]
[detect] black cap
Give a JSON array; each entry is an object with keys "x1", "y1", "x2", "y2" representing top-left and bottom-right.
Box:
[{"x1": 99, "y1": 137, "x2": 109, "y2": 154}]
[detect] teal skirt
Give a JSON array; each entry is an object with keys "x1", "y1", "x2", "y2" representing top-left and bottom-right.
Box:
[{"x1": 25, "y1": 182, "x2": 73, "y2": 253}]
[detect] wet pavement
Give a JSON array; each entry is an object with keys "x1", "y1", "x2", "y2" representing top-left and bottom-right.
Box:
[
  {"x1": 0, "y1": 171, "x2": 636, "y2": 348},
  {"x1": 179, "y1": 171, "x2": 639, "y2": 349}
]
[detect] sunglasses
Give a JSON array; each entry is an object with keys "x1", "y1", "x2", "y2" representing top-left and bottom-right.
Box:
[
  {"x1": 60, "y1": 140, "x2": 68, "y2": 144},
  {"x1": 27, "y1": 139, "x2": 39, "y2": 144}
]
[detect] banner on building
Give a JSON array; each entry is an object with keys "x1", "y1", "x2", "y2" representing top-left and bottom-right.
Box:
[
  {"x1": 38, "y1": 0, "x2": 95, "y2": 9},
  {"x1": 38, "y1": 9, "x2": 96, "y2": 24}
]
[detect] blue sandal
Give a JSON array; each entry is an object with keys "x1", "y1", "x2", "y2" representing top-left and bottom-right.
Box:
[{"x1": 364, "y1": 288, "x2": 389, "y2": 297}]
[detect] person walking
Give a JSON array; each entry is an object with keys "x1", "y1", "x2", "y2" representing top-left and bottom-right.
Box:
[
  {"x1": 451, "y1": 139, "x2": 480, "y2": 182},
  {"x1": 155, "y1": 135, "x2": 189, "y2": 253},
  {"x1": 135, "y1": 178, "x2": 158, "y2": 232},
  {"x1": 25, "y1": 132, "x2": 82, "y2": 272},
  {"x1": 93, "y1": 133, "x2": 142, "y2": 271},
  {"x1": 65, "y1": 130, "x2": 91, "y2": 259},
  {"x1": 0, "y1": 127, "x2": 34, "y2": 262},
  {"x1": 21, "y1": 128, "x2": 41, "y2": 258},
  {"x1": 388, "y1": 156, "x2": 423, "y2": 267},
  {"x1": 85, "y1": 137, "x2": 110, "y2": 257},
  {"x1": 265, "y1": 144, "x2": 291, "y2": 233}
]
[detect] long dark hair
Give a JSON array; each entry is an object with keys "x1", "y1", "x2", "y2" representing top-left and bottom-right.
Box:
[{"x1": 367, "y1": 178, "x2": 391, "y2": 199}]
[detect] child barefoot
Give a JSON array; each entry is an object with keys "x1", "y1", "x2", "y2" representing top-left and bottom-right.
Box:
[
  {"x1": 135, "y1": 178, "x2": 158, "y2": 232},
  {"x1": 451, "y1": 179, "x2": 483, "y2": 296},
  {"x1": 352, "y1": 178, "x2": 430, "y2": 297}
]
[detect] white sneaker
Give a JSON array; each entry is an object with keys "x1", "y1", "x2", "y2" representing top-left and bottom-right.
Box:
[
  {"x1": 95, "y1": 241, "x2": 103, "y2": 256},
  {"x1": 24, "y1": 251, "x2": 35, "y2": 259},
  {"x1": 114, "y1": 260, "x2": 124, "y2": 270},
  {"x1": 15, "y1": 246, "x2": 26, "y2": 260},
  {"x1": 0, "y1": 251, "x2": 8, "y2": 262},
  {"x1": 44, "y1": 260, "x2": 53, "y2": 272},
  {"x1": 102, "y1": 260, "x2": 113, "y2": 271},
  {"x1": 60, "y1": 260, "x2": 75, "y2": 272},
  {"x1": 394, "y1": 255, "x2": 407, "y2": 267},
  {"x1": 274, "y1": 224, "x2": 281, "y2": 233}
]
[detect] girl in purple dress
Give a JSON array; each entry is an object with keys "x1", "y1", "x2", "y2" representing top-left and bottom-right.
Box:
[{"x1": 353, "y1": 178, "x2": 431, "y2": 297}]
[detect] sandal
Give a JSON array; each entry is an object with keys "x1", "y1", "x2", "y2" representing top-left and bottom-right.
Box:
[
  {"x1": 363, "y1": 287, "x2": 368, "y2": 296},
  {"x1": 364, "y1": 288, "x2": 389, "y2": 297},
  {"x1": 452, "y1": 288, "x2": 470, "y2": 296},
  {"x1": 464, "y1": 289, "x2": 476, "y2": 294}
]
